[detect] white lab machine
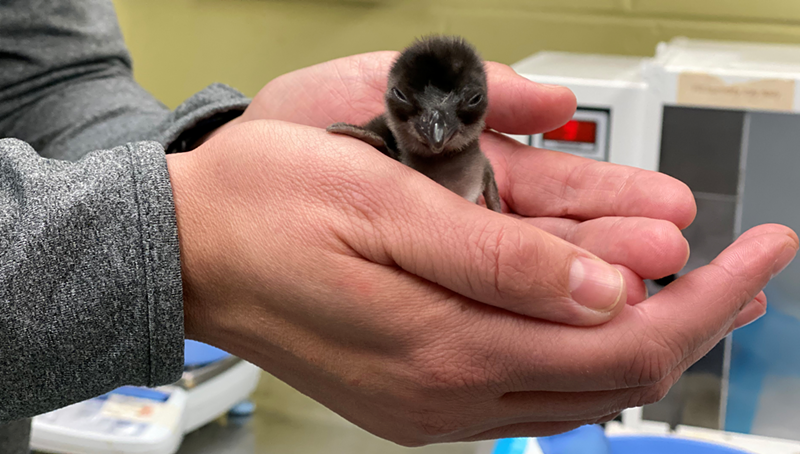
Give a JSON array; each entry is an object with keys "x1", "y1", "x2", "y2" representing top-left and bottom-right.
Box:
[
  {"x1": 508, "y1": 38, "x2": 800, "y2": 446},
  {"x1": 510, "y1": 52, "x2": 662, "y2": 170},
  {"x1": 30, "y1": 341, "x2": 261, "y2": 454}
]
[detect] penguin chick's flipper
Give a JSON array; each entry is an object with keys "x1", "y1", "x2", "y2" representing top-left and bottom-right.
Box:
[
  {"x1": 482, "y1": 164, "x2": 502, "y2": 213},
  {"x1": 327, "y1": 116, "x2": 398, "y2": 160},
  {"x1": 327, "y1": 123, "x2": 387, "y2": 150}
]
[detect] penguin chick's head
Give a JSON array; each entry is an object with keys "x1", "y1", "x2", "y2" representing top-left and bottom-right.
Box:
[{"x1": 385, "y1": 36, "x2": 488, "y2": 157}]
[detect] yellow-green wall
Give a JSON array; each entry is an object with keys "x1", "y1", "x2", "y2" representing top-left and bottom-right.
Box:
[{"x1": 112, "y1": 0, "x2": 800, "y2": 108}]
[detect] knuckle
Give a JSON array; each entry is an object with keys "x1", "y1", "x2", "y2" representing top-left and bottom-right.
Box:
[
  {"x1": 471, "y1": 222, "x2": 544, "y2": 301},
  {"x1": 620, "y1": 335, "x2": 681, "y2": 387}
]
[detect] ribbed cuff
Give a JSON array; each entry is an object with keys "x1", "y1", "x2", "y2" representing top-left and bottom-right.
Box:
[{"x1": 129, "y1": 141, "x2": 185, "y2": 386}]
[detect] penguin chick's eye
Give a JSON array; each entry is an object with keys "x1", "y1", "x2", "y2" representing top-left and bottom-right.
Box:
[
  {"x1": 468, "y1": 93, "x2": 483, "y2": 107},
  {"x1": 392, "y1": 87, "x2": 409, "y2": 104}
]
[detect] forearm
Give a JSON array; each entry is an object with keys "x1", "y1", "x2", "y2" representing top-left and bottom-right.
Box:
[{"x1": 0, "y1": 138, "x2": 183, "y2": 422}]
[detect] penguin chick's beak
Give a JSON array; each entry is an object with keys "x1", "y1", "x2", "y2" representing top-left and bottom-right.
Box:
[{"x1": 416, "y1": 110, "x2": 452, "y2": 153}]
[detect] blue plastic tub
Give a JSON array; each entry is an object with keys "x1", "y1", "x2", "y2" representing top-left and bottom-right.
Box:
[
  {"x1": 493, "y1": 425, "x2": 752, "y2": 454},
  {"x1": 609, "y1": 436, "x2": 751, "y2": 454}
]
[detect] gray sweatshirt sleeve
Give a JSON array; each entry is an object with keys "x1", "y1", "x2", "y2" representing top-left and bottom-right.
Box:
[{"x1": 0, "y1": 0, "x2": 251, "y2": 422}]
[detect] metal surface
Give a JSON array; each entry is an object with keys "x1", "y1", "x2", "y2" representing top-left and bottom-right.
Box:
[{"x1": 178, "y1": 356, "x2": 242, "y2": 390}]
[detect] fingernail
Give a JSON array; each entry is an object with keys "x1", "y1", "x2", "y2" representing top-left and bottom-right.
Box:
[
  {"x1": 772, "y1": 244, "x2": 798, "y2": 277},
  {"x1": 569, "y1": 257, "x2": 625, "y2": 311},
  {"x1": 734, "y1": 302, "x2": 768, "y2": 330}
]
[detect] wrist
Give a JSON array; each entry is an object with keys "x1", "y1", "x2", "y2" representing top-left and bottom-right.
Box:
[
  {"x1": 166, "y1": 142, "x2": 272, "y2": 357},
  {"x1": 165, "y1": 151, "x2": 219, "y2": 342}
]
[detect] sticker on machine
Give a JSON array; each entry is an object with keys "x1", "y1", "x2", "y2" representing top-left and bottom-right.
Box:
[
  {"x1": 677, "y1": 72, "x2": 795, "y2": 111},
  {"x1": 100, "y1": 394, "x2": 180, "y2": 428}
]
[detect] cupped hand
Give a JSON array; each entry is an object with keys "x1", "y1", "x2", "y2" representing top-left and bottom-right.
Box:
[
  {"x1": 167, "y1": 120, "x2": 796, "y2": 445},
  {"x1": 210, "y1": 52, "x2": 697, "y2": 307}
]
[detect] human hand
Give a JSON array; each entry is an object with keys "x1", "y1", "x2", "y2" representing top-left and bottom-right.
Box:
[
  {"x1": 209, "y1": 51, "x2": 696, "y2": 306},
  {"x1": 167, "y1": 119, "x2": 796, "y2": 445}
]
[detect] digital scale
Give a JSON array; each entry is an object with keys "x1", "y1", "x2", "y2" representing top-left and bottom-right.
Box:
[{"x1": 29, "y1": 341, "x2": 261, "y2": 454}]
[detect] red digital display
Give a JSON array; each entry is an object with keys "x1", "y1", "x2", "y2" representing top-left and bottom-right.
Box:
[{"x1": 543, "y1": 120, "x2": 597, "y2": 144}]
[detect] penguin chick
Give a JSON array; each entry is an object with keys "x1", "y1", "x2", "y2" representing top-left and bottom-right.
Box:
[{"x1": 327, "y1": 36, "x2": 501, "y2": 212}]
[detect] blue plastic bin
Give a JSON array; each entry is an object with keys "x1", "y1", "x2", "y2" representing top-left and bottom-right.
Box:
[{"x1": 493, "y1": 425, "x2": 751, "y2": 454}]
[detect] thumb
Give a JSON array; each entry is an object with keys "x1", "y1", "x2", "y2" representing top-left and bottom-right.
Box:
[{"x1": 343, "y1": 175, "x2": 627, "y2": 326}]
